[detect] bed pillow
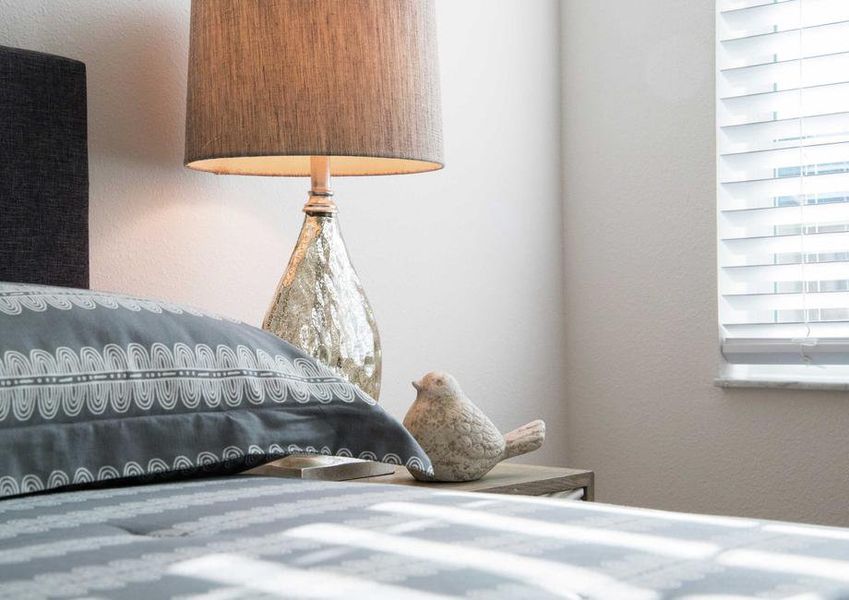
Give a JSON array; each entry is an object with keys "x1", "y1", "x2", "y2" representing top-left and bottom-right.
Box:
[{"x1": 0, "y1": 282, "x2": 432, "y2": 498}]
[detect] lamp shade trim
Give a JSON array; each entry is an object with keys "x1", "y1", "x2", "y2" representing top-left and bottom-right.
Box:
[{"x1": 185, "y1": 154, "x2": 444, "y2": 177}]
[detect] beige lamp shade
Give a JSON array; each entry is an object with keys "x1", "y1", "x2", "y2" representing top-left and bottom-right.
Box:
[{"x1": 184, "y1": 0, "x2": 443, "y2": 177}]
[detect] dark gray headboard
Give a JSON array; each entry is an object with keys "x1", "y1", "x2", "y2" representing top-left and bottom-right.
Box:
[{"x1": 0, "y1": 45, "x2": 89, "y2": 288}]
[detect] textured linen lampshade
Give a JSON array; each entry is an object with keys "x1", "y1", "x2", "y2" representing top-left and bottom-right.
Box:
[
  {"x1": 184, "y1": 0, "x2": 443, "y2": 402},
  {"x1": 185, "y1": 0, "x2": 443, "y2": 176}
]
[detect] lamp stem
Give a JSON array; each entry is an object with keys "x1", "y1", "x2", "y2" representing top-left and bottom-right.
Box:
[{"x1": 305, "y1": 156, "x2": 336, "y2": 214}]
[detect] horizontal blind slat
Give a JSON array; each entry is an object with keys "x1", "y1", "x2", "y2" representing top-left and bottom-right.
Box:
[
  {"x1": 720, "y1": 138, "x2": 849, "y2": 158},
  {"x1": 719, "y1": 140, "x2": 849, "y2": 183},
  {"x1": 720, "y1": 18, "x2": 849, "y2": 44},
  {"x1": 721, "y1": 79, "x2": 849, "y2": 103},
  {"x1": 720, "y1": 111, "x2": 849, "y2": 154},
  {"x1": 721, "y1": 200, "x2": 849, "y2": 228},
  {"x1": 719, "y1": 49, "x2": 849, "y2": 74},
  {"x1": 721, "y1": 229, "x2": 849, "y2": 257},
  {"x1": 719, "y1": 81, "x2": 849, "y2": 127},
  {"x1": 719, "y1": 20, "x2": 849, "y2": 69},
  {"x1": 724, "y1": 289, "x2": 849, "y2": 311},
  {"x1": 722, "y1": 259, "x2": 849, "y2": 283},
  {"x1": 719, "y1": 52, "x2": 849, "y2": 98},
  {"x1": 720, "y1": 0, "x2": 794, "y2": 16},
  {"x1": 720, "y1": 172, "x2": 849, "y2": 209},
  {"x1": 720, "y1": 0, "x2": 849, "y2": 40},
  {"x1": 723, "y1": 322, "x2": 849, "y2": 338}
]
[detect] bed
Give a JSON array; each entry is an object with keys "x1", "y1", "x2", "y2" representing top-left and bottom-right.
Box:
[
  {"x1": 4, "y1": 45, "x2": 849, "y2": 600},
  {"x1": 5, "y1": 476, "x2": 849, "y2": 599}
]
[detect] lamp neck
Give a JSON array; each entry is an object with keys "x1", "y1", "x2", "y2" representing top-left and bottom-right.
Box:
[{"x1": 304, "y1": 156, "x2": 337, "y2": 215}]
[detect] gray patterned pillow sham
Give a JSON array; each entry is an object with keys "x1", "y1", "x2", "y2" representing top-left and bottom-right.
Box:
[{"x1": 0, "y1": 282, "x2": 432, "y2": 498}]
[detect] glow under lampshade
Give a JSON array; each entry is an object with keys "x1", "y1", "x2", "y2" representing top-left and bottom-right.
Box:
[{"x1": 184, "y1": 0, "x2": 444, "y2": 176}]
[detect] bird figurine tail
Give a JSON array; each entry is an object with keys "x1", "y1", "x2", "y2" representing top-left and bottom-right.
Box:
[{"x1": 502, "y1": 420, "x2": 546, "y2": 460}]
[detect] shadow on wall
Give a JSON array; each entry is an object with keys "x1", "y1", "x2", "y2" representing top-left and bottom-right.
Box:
[{"x1": 59, "y1": 1, "x2": 189, "y2": 168}]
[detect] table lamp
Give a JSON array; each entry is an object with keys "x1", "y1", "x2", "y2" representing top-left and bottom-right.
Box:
[{"x1": 184, "y1": 0, "x2": 443, "y2": 401}]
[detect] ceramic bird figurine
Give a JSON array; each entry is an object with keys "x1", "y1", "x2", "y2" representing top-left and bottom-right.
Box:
[{"x1": 403, "y1": 371, "x2": 546, "y2": 482}]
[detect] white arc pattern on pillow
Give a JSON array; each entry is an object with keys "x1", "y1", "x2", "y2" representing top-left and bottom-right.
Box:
[
  {"x1": 0, "y1": 443, "x2": 426, "y2": 499},
  {"x1": 0, "y1": 282, "x2": 237, "y2": 321},
  {"x1": 0, "y1": 343, "x2": 375, "y2": 422}
]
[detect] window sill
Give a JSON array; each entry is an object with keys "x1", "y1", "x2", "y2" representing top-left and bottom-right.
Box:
[
  {"x1": 718, "y1": 363, "x2": 849, "y2": 391},
  {"x1": 715, "y1": 378, "x2": 849, "y2": 392}
]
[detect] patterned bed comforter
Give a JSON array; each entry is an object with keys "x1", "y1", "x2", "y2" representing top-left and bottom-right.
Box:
[{"x1": 2, "y1": 476, "x2": 849, "y2": 599}]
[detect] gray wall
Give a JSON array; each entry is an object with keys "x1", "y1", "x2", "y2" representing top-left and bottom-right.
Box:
[
  {"x1": 561, "y1": 0, "x2": 849, "y2": 526},
  {"x1": 0, "y1": 0, "x2": 568, "y2": 461}
]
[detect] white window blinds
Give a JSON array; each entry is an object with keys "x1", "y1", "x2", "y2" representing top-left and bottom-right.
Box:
[{"x1": 717, "y1": 0, "x2": 849, "y2": 366}]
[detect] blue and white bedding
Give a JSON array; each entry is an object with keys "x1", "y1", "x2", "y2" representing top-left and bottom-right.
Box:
[{"x1": 2, "y1": 475, "x2": 849, "y2": 599}]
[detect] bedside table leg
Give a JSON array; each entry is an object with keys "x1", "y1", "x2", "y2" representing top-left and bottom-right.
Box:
[{"x1": 583, "y1": 472, "x2": 595, "y2": 501}]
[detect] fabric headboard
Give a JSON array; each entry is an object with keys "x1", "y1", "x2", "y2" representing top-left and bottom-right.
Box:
[{"x1": 0, "y1": 45, "x2": 89, "y2": 288}]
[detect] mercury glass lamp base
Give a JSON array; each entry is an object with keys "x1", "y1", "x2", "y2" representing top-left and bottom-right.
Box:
[{"x1": 262, "y1": 206, "x2": 382, "y2": 400}]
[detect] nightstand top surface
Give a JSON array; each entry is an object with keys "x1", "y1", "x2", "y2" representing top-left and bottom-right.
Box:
[{"x1": 357, "y1": 462, "x2": 593, "y2": 496}]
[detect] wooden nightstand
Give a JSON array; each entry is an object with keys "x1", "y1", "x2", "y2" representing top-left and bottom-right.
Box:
[{"x1": 358, "y1": 463, "x2": 594, "y2": 501}]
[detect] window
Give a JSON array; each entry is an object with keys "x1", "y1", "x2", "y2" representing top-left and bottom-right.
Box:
[{"x1": 716, "y1": 0, "x2": 849, "y2": 385}]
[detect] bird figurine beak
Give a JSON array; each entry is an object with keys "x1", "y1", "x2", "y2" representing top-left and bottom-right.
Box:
[{"x1": 412, "y1": 380, "x2": 422, "y2": 392}]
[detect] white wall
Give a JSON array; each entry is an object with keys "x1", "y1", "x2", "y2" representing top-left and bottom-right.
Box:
[
  {"x1": 561, "y1": 0, "x2": 849, "y2": 526},
  {"x1": 0, "y1": 0, "x2": 567, "y2": 461}
]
